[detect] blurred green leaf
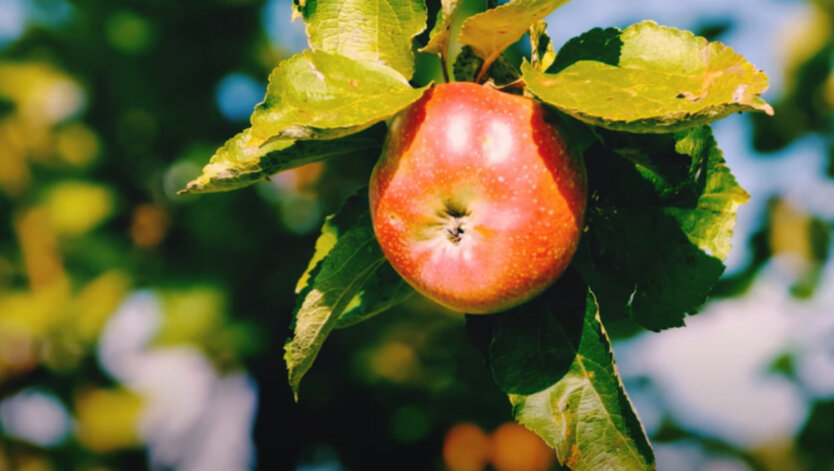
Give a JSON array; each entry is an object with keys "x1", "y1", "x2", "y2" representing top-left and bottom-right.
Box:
[
  {"x1": 180, "y1": 124, "x2": 386, "y2": 195},
  {"x1": 469, "y1": 272, "x2": 655, "y2": 470},
  {"x1": 286, "y1": 191, "x2": 412, "y2": 397},
  {"x1": 251, "y1": 50, "x2": 427, "y2": 141},
  {"x1": 798, "y1": 400, "x2": 834, "y2": 467},
  {"x1": 294, "y1": 0, "x2": 428, "y2": 79},
  {"x1": 524, "y1": 21, "x2": 773, "y2": 133},
  {"x1": 0, "y1": 97, "x2": 13, "y2": 118},
  {"x1": 752, "y1": 31, "x2": 834, "y2": 153},
  {"x1": 458, "y1": 0, "x2": 571, "y2": 78}
]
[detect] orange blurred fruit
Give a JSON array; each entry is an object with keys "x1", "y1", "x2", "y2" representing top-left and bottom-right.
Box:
[
  {"x1": 443, "y1": 423, "x2": 490, "y2": 471},
  {"x1": 130, "y1": 204, "x2": 169, "y2": 248},
  {"x1": 490, "y1": 423, "x2": 555, "y2": 471}
]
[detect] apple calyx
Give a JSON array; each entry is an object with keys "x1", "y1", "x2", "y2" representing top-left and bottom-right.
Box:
[{"x1": 439, "y1": 201, "x2": 469, "y2": 244}]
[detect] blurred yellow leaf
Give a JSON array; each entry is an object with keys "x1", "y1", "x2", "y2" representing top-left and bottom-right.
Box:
[
  {"x1": 14, "y1": 456, "x2": 54, "y2": 471},
  {"x1": 0, "y1": 62, "x2": 84, "y2": 125},
  {"x1": 779, "y1": 6, "x2": 832, "y2": 92},
  {"x1": 14, "y1": 207, "x2": 66, "y2": 290},
  {"x1": 0, "y1": 119, "x2": 30, "y2": 196},
  {"x1": 55, "y1": 122, "x2": 100, "y2": 167},
  {"x1": 71, "y1": 271, "x2": 131, "y2": 343},
  {"x1": 42, "y1": 181, "x2": 115, "y2": 237},
  {"x1": 75, "y1": 388, "x2": 143, "y2": 453},
  {"x1": 0, "y1": 282, "x2": 70, "y2": 336},
  {"x1": 154, "y1": 287, "x2": 226, "y2": 347},
  {"x1": 770, "y1": 199, "x2": 813, "y2": 263}
]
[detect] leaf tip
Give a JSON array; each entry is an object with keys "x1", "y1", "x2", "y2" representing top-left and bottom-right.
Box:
[
  {"x1": 285, "y1": 349, "x2": 303, "y2": 402},
  {"x1": 177, "y1": 180, "x2": 200, "y2": 196}
]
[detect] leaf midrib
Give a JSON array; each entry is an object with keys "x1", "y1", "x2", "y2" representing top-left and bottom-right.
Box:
[{"x1": 568, "y1": 325, "x2": 646, "y2": 468}]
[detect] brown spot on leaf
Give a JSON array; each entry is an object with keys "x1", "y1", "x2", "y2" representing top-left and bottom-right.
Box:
[
  {"x1": 566, "y1": 444, "x2": 581, "y2": 468},
  {"x1": 677, "y1": 91, "x2": 701, "y2": 102}
]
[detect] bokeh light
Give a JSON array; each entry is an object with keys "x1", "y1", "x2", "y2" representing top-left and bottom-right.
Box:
[
  {"x1": 216, "y1": 73, "x2": 265, "y2": 122},
  {"x1": 0, "y1": 390, "x2": 70, "y2": 447}
]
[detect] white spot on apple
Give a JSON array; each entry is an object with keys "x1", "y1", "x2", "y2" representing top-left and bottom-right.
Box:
[
  {"x1": 446, "y1": 114, "x2": 469, "y2": 152},
  {"x1": 421, "y1": 238, "x2": 475, "y2": 270},
  {"x1": 484, "y1": 121, "x2": 513, "y2": 164},
  {"x1": 462, "y1": 247, "x2": 473, "y2": 262}
]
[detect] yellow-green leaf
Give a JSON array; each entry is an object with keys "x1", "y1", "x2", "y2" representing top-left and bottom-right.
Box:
[
  {"x1": 250, "y1": 50, "x2": 427, "y2": 141},
  {"x1": 458, "y1": 0, "x2": 571, "y2": 77},
  {"x1": 523, "y1": 21, "x2": 774, "y2": 133},
  {"x1": 295, "y1": 0, "x2": 427, "y2": 79},
  {"x1": 180, "y1": 124, "x2": 386, "y2": 195}
]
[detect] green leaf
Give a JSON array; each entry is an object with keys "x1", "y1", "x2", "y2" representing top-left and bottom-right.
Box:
[
  {"x1": 452, "y1": 46, "x2": 519, "y2": 85},
  {"x1": 295, "y1": 0, "x2": 427, "y2": 79},
  {"x1": 295, "y1": 205, "x2": 414, "y2": 329},
  {"x1": 573, "y1": 125, "x2": 748, "y2": 330},
  {"x1": 180, "y1": 124, "x2": 386, "y2": 195},
  {"x1": 286, "y1": 191, "x2": 412, "y2": 397},
  {"x1": 468, "y1": 271, "x2": 655, "y2": 470},
  {"x1": 523, "y1": 21, "x2": 774, "y2": 133},
  {"x1": 335, "y1": 261, "x2": 413, "y2": 329},
  {"x1": 529, "y1": 20, "x2": 556, "y2": 72},
  {"x1": 420, "y1": 0, "x2": 462, "y2": 57},
  {"x1": 666, "y1": 127, "x2": 750, "y2": 260},
  {"x1": 458, "y1": 0, "x2": 571, "y2": 77},
  {"x1": 251, "y1": 50, "x2": 428, "y2": 141}
]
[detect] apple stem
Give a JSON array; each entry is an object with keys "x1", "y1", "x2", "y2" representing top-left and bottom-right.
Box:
[
  {"x1": 494, "y1": 78, "x2": 525, "y2": 91},
  {"x1": 440, "y1": 51, "x2": 451, "y2": 83},
  {"x1": 475, "y1": 60, "x2": 492, "y2": 84}
]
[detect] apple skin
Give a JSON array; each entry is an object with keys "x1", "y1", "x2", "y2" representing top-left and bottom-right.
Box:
[{"x1": 369, "y1": 82, "x2": 587, "y2": 314}]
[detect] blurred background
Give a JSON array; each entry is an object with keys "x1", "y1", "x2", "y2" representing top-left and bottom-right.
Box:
[{"x1": 0, "y1": 0, "x2": 832, "y2": 470}]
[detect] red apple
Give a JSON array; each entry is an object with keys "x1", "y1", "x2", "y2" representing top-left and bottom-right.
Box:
[{"x1": 369, "y1": 82, "x2": 586, "y2": 314}]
